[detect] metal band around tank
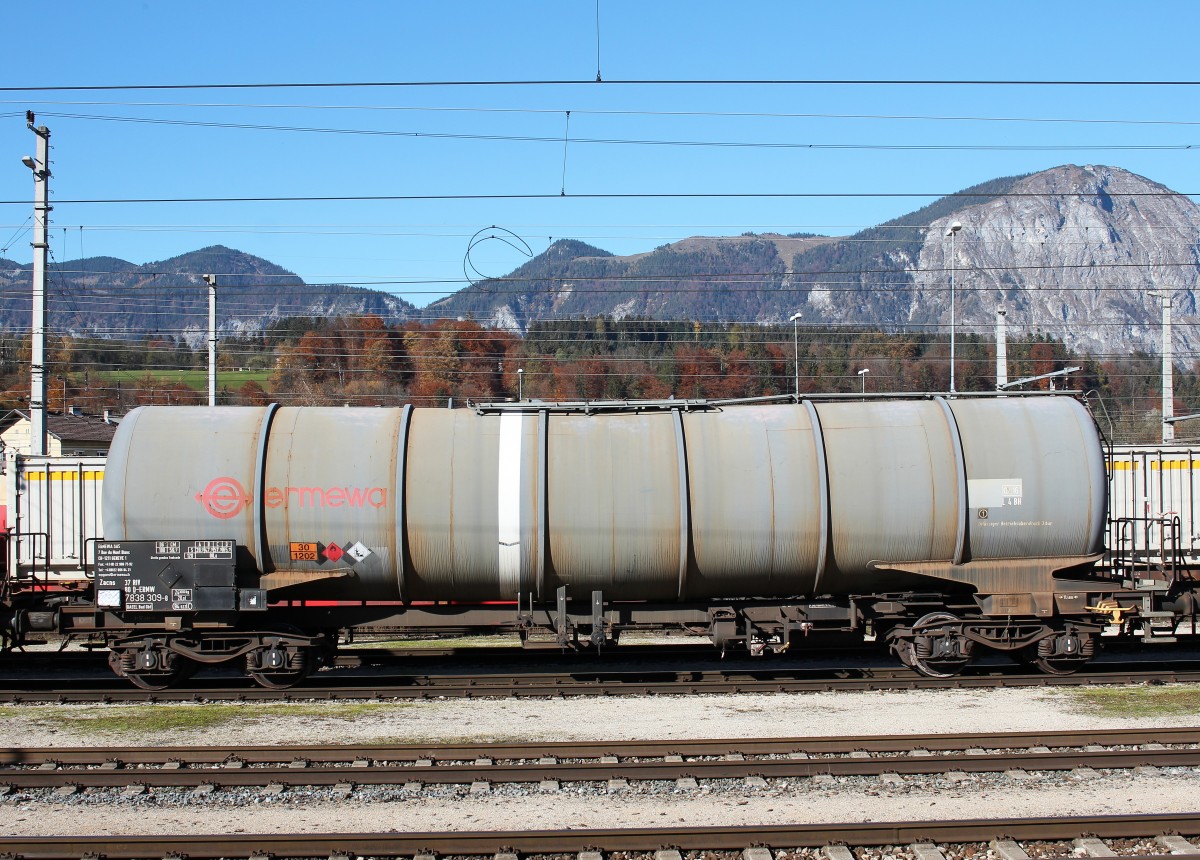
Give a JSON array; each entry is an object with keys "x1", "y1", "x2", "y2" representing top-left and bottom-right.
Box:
[
  {"x1": 536, "y1": 408, "x2": 548, "y2": 602},
  {"x1": 674, "y1": 408, "x2": 691, "y2": 600},
  {"x1": 803, "y1": 399, "x2": 831, "y2": 593},
  {"x1": 392, "y1": 404, "x2": 413, "y2": 602},
  {"x1": 934, "y1": 396, "x2": 969, "y2": 566},
  {"x1": 497, "y1": 412, "x2": 524, "y2": 599},
  {"x1": 252, "y1": 402, "x2": 280, "y2": 574}
]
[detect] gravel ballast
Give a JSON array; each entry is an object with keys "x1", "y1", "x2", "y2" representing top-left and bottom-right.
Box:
[{"x1": 0, "y1": 685, "x2": 1197, "y2": 836}]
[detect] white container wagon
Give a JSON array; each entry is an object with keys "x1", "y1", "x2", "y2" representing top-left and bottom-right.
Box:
[{"x1": 2, "y1": 452, "x2": 104, "y2": 587}]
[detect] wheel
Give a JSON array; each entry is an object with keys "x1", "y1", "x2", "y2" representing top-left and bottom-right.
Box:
[
  {"x1": 1015, "y1": 647, "x2": 1087, "y2": 675},
  {"x1": 246, "y1": 639, "x2": 313, "y2": 689},
  {"x1": 123, "y1": 663, "x2": 192, "y2": 691},
  {"x1": 114, "y1": 652, "x2": 196, "y2": 686},
  {"x1": 110, "y1": 648, "x2": 198, "y2": 690},
  {"x1": 248, "y1": 651, "x2": 311, "y2": 689},
  {"x1": 901, "y1": 612, "x2": 974, "y2": 678},
  {"x1": 1030, "y1": 654, "x2": 1086, "y2": 675},
  {"x1": 1017, "y1": 630, "x2": 1094, "y2": 676}
]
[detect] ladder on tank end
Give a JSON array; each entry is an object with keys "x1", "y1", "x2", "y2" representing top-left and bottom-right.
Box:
[{"x1": 1110, "y1": 514, "x2": 1192, "y2": 643}]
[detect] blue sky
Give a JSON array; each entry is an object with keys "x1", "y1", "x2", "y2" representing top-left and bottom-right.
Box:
[{"x1": 2, "y1": 1, "x2": 1199, "y2": 312}]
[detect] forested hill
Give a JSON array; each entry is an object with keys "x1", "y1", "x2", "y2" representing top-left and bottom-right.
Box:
[{"x1": 0, "y1": 245, "x2": 418, "y2": 343}]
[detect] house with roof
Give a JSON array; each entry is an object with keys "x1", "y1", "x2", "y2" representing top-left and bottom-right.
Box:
[
  {"x1": 0, "y1": 409, "x2": 120, "y2": 457},
  {"x1": 0, "y1": 410, "x2": 119, "y2": 532}
]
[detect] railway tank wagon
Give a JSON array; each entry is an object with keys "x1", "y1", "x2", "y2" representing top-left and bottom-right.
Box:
[{"x1": 88, "y1": 393, "x2": 1122, "y2": 688}]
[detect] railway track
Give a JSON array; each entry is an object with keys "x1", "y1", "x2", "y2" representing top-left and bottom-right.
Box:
[
  {"x1": 3, "y1": 815, "x2": 1200, "y2": 860},
  {"x1": 2, "y1": 661, "x2": 1200, "y2": 702},
  {"x1": 3, "y1": 727, "x2": 1199, "y2": 794}
]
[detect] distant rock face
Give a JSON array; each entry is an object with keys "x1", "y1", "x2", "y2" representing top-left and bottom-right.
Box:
[
  {"x1": 429, "y1": 234, "x2": 834, "y2": 331},
  {"x1": 911, "y1": 165, "x2": 1200, "y2": 357},
  {"x1": 431, "y1": 164, "x2": 1200, "y2": 358},
  {"x1": 4, "y1": 167, "x2": 1195, "y2": 358}
]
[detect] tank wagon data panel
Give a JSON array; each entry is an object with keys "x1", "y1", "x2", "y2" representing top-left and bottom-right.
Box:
[{"x1": 95, "y1": 539, "x2": 264, "y2": 614}]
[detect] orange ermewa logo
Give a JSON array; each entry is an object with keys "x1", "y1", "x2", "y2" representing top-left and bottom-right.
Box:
[
  {"x1": 195, "y1": 476, "x2": 388, "y2": 519},
  {"x1": 196, "y1": 477, "x2": 251, "y2": 519}
]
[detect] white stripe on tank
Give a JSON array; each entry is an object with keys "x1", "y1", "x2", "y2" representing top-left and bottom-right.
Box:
[{"x1": 497, "y1": 412, "x2": 523, "y2": 598}]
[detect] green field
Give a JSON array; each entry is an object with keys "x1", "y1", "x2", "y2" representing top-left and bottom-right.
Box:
[{"x1": 99, "y1": 369, "x2": 274, "y2": 391}]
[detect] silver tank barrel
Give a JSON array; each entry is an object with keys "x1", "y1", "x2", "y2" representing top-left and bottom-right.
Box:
[{"x1": 102, "y1": 397, "x2": 1107, "y2": 603}]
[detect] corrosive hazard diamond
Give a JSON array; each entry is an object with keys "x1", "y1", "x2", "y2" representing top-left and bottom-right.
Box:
[{"x1": 345, "y1": 541, "x2": 373, "y2": 563}]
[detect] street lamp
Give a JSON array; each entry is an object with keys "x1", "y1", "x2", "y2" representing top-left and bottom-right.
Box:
[
  {"x1": 517, "y1": 367, "x2": 524, "y2": 401},
  {"x1": 945, "y1": 221, "x2": 962, "y2": 394},
  {"x1": 857, "y1": 368, "x2": 869, "y2": 394},
  {"x1": 788, "y1": 311, "x2": 803, "y2": 397}
]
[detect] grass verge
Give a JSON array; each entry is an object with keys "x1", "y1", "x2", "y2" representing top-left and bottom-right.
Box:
[
  {"x1": 1058, "y1": 685, "x2": 1200, "y2": 718},
  {"x1": 0, "y1": 702, "x2": 408, "y2": 737}
]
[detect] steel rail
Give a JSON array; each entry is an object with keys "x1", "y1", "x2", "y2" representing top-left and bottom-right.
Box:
[
  {"x1": 4, "y1": 730, "x2": 1200, "y2": 790},
  {"x1": 2, "y1": 746, "x2": 1199, "y2": 790},
  {"x1": 3, "y1": 665, "x2": 1200, "y2": 702},
  {"x1": 4, "y1": 726, "x2": 1200, "y2": 765},
  {"x1": 3, "y1": 815, "x2": 1200, "y2": 859}
]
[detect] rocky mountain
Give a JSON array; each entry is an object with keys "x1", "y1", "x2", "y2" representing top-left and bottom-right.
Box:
[
  {"x1": 912, "y1": 165, "x2": 1200, "y2": 357},
  {"x1": 430, "y1": 166, "x2": 1200, "y2": 357},
  {"x1": 1, "y1": 166, "x2": 1196, "y2": 358},
  {"x1": 427, "y1": 234, "x2": 839, "y2": 329},
  {"x1": 0, "y1": 245, "x2": 418, "y2": 344}
]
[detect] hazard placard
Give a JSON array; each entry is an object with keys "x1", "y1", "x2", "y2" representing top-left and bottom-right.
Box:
[{"x1": 289, "y1": 541, "x2": 319, "y2": 561}]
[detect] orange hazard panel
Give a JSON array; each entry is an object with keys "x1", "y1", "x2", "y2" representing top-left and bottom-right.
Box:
[{"x1": 289, "y1": 541, "x2": 319, "y2": 561}]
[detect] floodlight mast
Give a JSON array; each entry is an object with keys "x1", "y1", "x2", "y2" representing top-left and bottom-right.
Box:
[
  {"x1": 203, "y1": 275, "x2": 217, "y2": 406},
  {"x1": 945, "y1": 221, "x2": 962, "y2": 395},
  {"x1": 1149, "y1": 290, "x2": 1174, "y2": 443},
  {"x1": 789, "y1": 312, "x2": 803, "y2": 397},
  {"x1": 995, "y1": 307, "x2": 1008, "y2": 389}
]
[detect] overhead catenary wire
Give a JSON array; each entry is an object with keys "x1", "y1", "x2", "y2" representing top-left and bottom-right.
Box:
[
  {"x1": 5, "y1": 321, "x2": 1196, "y2": 359},
  {"x1": 53, "y1": 344, "x2": 1178, "y2": 365},
  {"x1": 594, "y1": 0, "x2": 602, "y2": 83},
  {"x1": 3, "y1": 256, "x2": 1200, "y2": 284},
  {"x1": 0, "y1": 80, "x2": 1192, "y2": 406},
  {"x1": 8, "y1": 77, "x2": 1200, "y2": 92},
  {"x1": 0, "y1": 216, "x2": 31, "y2": 255},
  {"x1": 10, "y1": 100, "x2": 1200, "y2": 128},
  {"x1": 12, "y1": 340, "x2": 1187, "y2": 405},
  {"x1": 7, "y1": 188, "x2": 1200, "y2": 207},
  {"x1": 6, "y1": 226, "x2": 1199, "y2": 251},
  {"x1": 23, "y1": 344, "x2": 1189, "y2": 372},
  {"x1": 9, "y1": 317, "x2": 1189, "y2": 341},
  {"x1": 39, "y1": 347, "x2": 1200, "y2": 368},
  {"x1": 560, "y1": 111, "x2": 571, "y2": 195},
  {"x1": 27, "y1": 111, "x2": 1200, "y2": 153}
]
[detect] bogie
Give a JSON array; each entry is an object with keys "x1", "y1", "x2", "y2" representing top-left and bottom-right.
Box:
[{"x1": 888, "y1": 612, "x2": 976, "y2": 678}]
